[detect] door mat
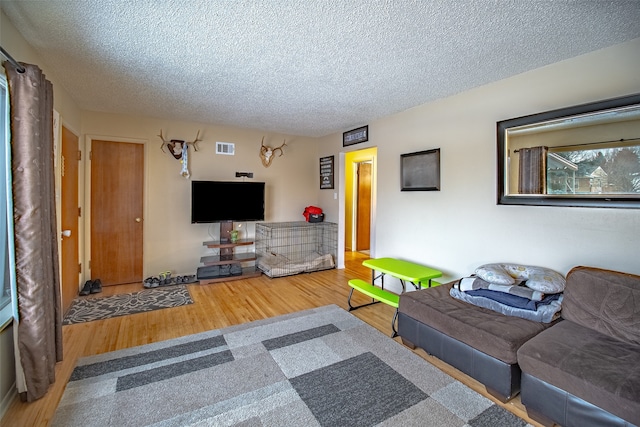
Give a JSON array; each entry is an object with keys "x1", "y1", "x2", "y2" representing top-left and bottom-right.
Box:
[{"x1": 63, "y1": 286, "x2": 193, "y2": 325}]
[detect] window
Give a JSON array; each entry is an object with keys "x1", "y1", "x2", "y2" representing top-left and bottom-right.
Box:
[{"x1": 0, "y1": 72, "x2": 17, "y2": 331}]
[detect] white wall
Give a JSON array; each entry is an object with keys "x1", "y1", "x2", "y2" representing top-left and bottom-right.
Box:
[{"x1": 318, "y1": 38, "x2": 640, "y2": 282}]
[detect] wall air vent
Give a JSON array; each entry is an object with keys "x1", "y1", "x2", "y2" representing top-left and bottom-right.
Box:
[{"x1": 216, "y1": 142, "x2": 235, "y2": 155}]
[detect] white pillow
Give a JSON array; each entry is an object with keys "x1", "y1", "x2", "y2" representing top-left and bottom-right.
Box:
[
  {"x1": 474, "y1": 264, "x2": 514, "y2": 285},
  {"x1": 475, "y1": 263, "x2": 566, "y2": 293}
]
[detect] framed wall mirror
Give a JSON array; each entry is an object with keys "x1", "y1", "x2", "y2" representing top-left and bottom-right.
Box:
[{"x1": 497, "y1": 93, "x2": 640, "y2": 208}]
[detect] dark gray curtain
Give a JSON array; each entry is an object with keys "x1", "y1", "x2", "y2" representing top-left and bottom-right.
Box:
[
  {"x1": 518, "y1": 146, "x2": 548, "y2": 194},
  {"x1": 4, "y1": 62, "x2": 61, "y2": 402}
]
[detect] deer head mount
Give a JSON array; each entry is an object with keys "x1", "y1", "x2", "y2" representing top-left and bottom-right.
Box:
[
  {"x1": 260, "y1": 137, "x2": 287, "y2": 167},
  {"x1": 158, "y1": 130, "x2": 202, "y2": 159}
]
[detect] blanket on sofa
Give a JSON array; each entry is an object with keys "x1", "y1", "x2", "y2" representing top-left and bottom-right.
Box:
[
  {"x1": 465, "y1": 289, "x2": 561, "y2": 311},
  {"x1": 450, "y1": 287, "x2": 562, "y2": 323},
  {"x1": 456, "y1": 277, "x2": 544, "y2": 301}
]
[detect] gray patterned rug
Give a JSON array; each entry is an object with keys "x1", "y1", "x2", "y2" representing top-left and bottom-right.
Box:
[
  {"x1": 62, "y1": 286, "x2": 193, "y2": 325},
  {"x1": 53, "y1": 305, "x2": 531, "y2": 427}
]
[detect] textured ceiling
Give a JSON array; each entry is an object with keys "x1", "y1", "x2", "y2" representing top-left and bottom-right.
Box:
[{"x1": 2, "y1": 1, "x2": 640, "y2": 137}]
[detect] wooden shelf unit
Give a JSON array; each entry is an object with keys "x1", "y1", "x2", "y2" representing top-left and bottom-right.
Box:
[
  {"x1": 202, "y1": 238, "x2": 254, "y2": 249},
  {"x1": 200, "y1": 252, "x2": 257, "y2": 265},
  {"x1": 198, "y1": 223, "x2": 262, "y2": 284}
]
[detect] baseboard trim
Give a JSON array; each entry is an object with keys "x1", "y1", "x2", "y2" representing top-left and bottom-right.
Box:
[{"x1": 0, "y1": 382, "x2": 17, "y2": 421}]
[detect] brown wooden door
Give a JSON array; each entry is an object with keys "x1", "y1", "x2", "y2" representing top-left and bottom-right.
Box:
[
  {"x1": 91, "y1": 140, "x2": 144, "y2": 286},
  {"x1": 61, "y1": 126, "x2": 80, "y2": 312},
  {"x1": 356, "y1": 162, "x2": 371, "y2": 251}
]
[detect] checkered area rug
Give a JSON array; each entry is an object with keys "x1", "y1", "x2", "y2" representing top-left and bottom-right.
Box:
[
  {"x1": 53, "y1": 305, "x2": 532, "y2": 426},
  {"x1": 62, "y1": 286, "x2": 193, "y2": 325}
]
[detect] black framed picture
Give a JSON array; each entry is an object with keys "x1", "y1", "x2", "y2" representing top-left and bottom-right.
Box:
[
  {"x1": 343, "y1": 125, "x2": 368, "y2": 146},
  {"x1": 320, "y1": 155, "x2": 334, "y2": 189},
  {"x1": 401, "y1": 148, "x2": 440, "y2": 191}
]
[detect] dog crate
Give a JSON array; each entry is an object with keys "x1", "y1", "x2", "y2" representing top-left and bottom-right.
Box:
[{"x1": 255, "y1": 221, "x2": 337, "y2": 278}]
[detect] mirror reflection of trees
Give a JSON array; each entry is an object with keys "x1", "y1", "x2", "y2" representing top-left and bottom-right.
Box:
[{"x1": 549, "y1": 146, "x2": 640, "y2": 194}]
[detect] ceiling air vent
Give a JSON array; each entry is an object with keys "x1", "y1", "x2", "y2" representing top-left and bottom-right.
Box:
[{"x1": 216, "y1": 142, "x2": 235, "y2": 155}]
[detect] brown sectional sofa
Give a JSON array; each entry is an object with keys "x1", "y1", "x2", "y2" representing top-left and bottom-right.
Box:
[
  {"x1": 517, "y1": 267, "x2": 640, "y2": 427},
  {"x1": 397, "y1": 281, "x2": 556, "y2": 402},
  {"x1": 398, "y1": 266, "x2": 640, "y2": 427}
]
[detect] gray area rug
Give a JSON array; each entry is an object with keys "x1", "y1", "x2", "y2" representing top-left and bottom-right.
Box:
[
  {"x1": 54, "y1": 305, "x2": 532, "y2": 426},
  {"x1": 63, "y1": 286, "x2": 193, "y2": 325}
]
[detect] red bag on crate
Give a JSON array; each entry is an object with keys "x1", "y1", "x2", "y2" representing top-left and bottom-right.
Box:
[{"x1": 303, "y1": 206, "x2": 324, "y2": 222}]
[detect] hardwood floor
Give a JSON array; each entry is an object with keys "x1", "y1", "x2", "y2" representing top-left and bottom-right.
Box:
[{"x1": 2, "y1": 252, "x2": 541, "y2": 426}]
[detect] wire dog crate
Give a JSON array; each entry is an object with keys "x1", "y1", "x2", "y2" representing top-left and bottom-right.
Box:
[{"x1": 255, "y1": 221, "x2": 337, "y2": 278}]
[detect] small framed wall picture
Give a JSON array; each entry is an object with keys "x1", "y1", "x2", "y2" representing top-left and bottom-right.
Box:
[
  {"x1": 401, "y1": 148, "x2": 441, "y2": 191},
  {"x1": 320, "y1": 155, "x2": 334, "y2": 189},
  {"x1": 343, "y1": 125, "x2": 368, "y2": 147}
]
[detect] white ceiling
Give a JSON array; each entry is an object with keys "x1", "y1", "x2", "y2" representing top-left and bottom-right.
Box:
[{"x1": 2, "y1": 1, "x2": 639, "y2": 137}]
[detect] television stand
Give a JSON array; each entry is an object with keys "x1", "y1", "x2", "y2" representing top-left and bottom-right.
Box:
[{"x1": 198, "y1": 222, "x2": 261, "y2": 284}]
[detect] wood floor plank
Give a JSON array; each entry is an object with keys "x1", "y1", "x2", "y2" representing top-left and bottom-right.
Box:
[{"x1": 1, "y1": 252, "x2": 541, "y2": 426}]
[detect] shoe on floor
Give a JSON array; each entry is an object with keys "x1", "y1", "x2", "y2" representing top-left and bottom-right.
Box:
[
  {"x1": 90, "y1": 279, "x2": 102, "y2": 294},
  {"x1": 79, "y1": 280, "x2": 92, "y2": 296}
]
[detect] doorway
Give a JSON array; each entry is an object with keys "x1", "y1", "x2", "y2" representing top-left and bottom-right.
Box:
[
  {"x1": 60, "y1": 125, "x2": 80, "y2": 312},
  {"x1": 356, "y1": 161, "x2": 372, "y2": 252},
  {"x1": 344, "y1": 147, "x2": 377, "y2": 255},
  {"x1": 89, "y1": 139, "x2": 144, "y2": 286}
]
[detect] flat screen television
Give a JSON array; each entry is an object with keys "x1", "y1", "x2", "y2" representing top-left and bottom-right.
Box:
[{"x1": 191, "y1": 181, "x2": 265, "y2": 223}]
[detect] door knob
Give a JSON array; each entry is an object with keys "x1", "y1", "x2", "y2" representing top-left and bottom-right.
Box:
[
  {"x1": 135, "y1": 217, "x2": 142, "y2": 223},
  {"x1": 61, "y1": 230, "x2": 71, "y2": 238}
]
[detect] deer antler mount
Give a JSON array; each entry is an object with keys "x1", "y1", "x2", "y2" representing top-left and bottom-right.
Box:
[
  {"x1": 158, "y1": 130, "x2": 202, "y2": 159},
  {"x1": 260, "y1": 137, "x2": 287, "y2": 167}
]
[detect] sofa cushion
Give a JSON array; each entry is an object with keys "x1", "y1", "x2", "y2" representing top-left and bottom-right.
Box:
[
  {"x1": 517, "y1": 320, "x2": 640, "y2": 426},
  {"x1": 398, "y1": 282, "x2": 553, "y2": 364},
  {"x1": 562, "y1": 266, "x2": 640, "y2": 346}
]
